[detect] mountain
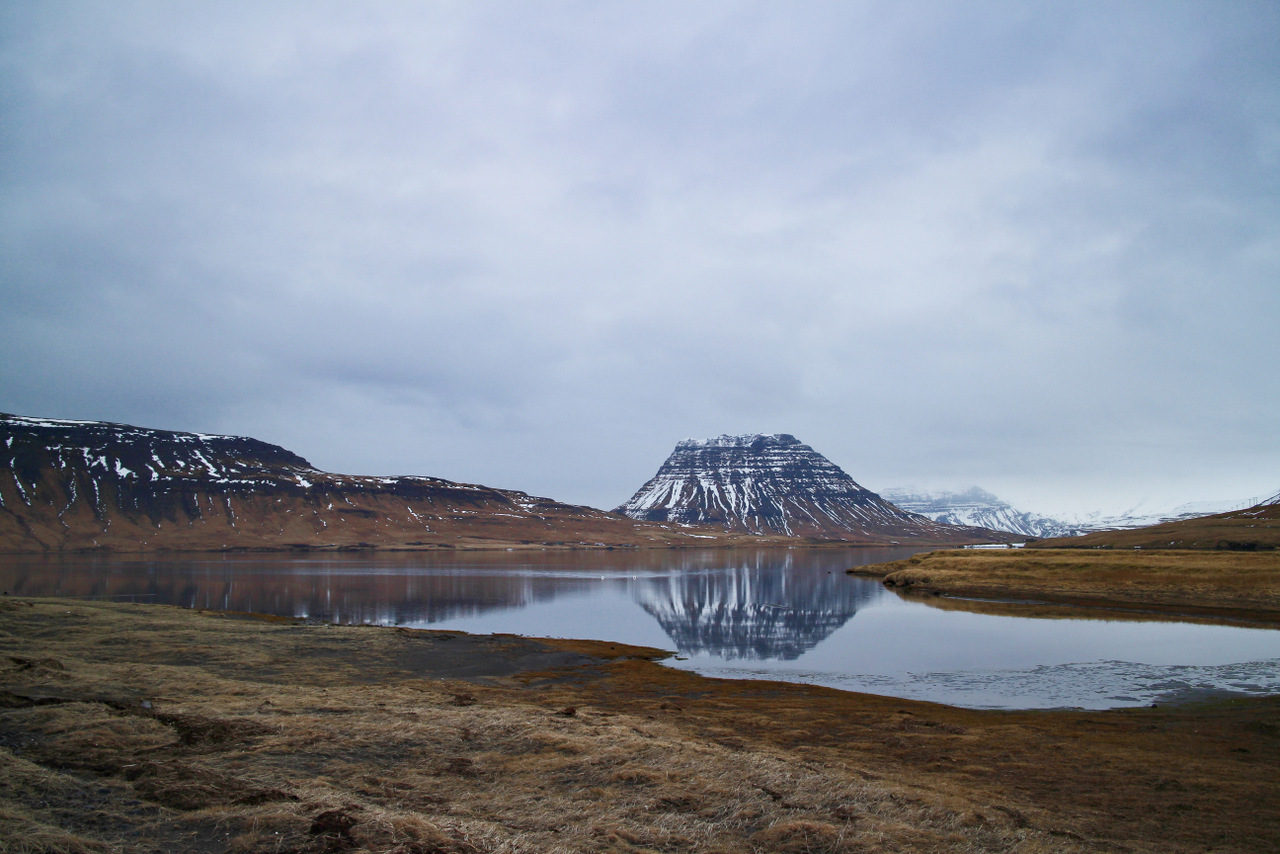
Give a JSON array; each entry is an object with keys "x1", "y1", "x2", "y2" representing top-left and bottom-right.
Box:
[
  {"x1": 881, "y1": 486, "x2": 1274, "y2": 539},
  {"x1": 614, "y1": 434, "x2": 1012, "y2": 545},
  {"x1": 1051, "y1": 495, "x2": 1273, "y2": 533},
  {"x1": 880, "y1": 486, "x2": 1079, "y2": 539},
  {"x1": 1029, "y1": 492, "x2": 1280, "y2": 551},
  {"x1": 0, "y1": 414, "x2": 790, "y2": 553}
]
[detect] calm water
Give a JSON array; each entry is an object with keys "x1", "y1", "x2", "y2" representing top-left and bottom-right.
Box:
[{"x1": 2, "y1": 548, "x2": 1278, "y2": 710}]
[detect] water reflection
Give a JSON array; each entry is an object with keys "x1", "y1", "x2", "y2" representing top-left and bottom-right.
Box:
[
  {"x1": 0, "y1": 548, "x2": 907, "y2": 643},
  {"x1": 2, "y1": 549, "x2": 1277, "y2": 709},
  {"x1": 633, "y1": 553, "x2": 881, "y2": 659}
]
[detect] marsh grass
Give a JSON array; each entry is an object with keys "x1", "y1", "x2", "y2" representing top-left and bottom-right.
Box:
[
  {"x1": 877, "y1": 549, "x2": 1280, "y2": 620},
  {"x1": 2, "y1": 597, "x2": 1277, "y2": 853}
]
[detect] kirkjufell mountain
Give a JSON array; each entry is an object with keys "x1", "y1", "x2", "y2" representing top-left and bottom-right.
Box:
[{"x1": 615, "y1": 434, "x2": 1011, "y2": 545}]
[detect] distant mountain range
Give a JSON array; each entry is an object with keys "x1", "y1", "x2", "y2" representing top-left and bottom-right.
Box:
[
  {"x1": 881, "y1": 486, "x2": 1276, "y2": 540},
  {"x1": 880, "y1": 487, "x2": 1078, "y2": 539},
  {"x1": 614, "y1": 434, "x2": 1013, "y2": 545},
  {"x1": 0, "y1": 414, "x2": 785, "y2": 553},
  {"x1": 1030, "y1": 491, "x2": 1280, "y2": 551},
  {"x1": 1049, "y1": 496, "x2": 1276, "y2": 533},
  {"x1": 5, "y1": 412, "x2": 1267, "y2": 553}
]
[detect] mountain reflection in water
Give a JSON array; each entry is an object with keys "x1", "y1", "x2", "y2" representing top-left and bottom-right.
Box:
[
  {"x1": 633, "y1": 553, "x2": 880, "y2": 660},
  {"x1": 6, "y1": 549, "x2": 1278, "y2": 710},
  {"x1": 0, "y1": 548, "x2": 912, "y2": 659}
]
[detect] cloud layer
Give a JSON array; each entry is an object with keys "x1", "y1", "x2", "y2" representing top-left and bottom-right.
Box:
[{"x1": 3, "y1": 1, "x2": 1277, "y2": 515}]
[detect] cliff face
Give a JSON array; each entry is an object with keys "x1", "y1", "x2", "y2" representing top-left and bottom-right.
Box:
[
  {"x1": 615, "y1": 434, "x2": 1010, "y2": 544},
  {"x1": 0, "y1": 415, "x2": 782, "y2": 553}
]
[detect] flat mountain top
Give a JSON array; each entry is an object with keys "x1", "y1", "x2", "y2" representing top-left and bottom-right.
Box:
[
  {"x1": 673, "y1": 433, "x2": 802, "y2": 449},
  {"x1": 617, "y1": 434, "x2": 1011, "y2": 545}
]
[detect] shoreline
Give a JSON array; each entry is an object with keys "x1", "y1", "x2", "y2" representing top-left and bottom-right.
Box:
[
  {"x1": 862, "y1": 547, "x2": 1280, "y2": 626},
  {"x1": 0, "y1": 539, "x2": 970, "y2": 556},
  {"x1": 889, "y1": 585, "x2": 1280, "y2": 627},
  {"x1": 3, "y1": 597, "x2": 1278, "y2": 853}
]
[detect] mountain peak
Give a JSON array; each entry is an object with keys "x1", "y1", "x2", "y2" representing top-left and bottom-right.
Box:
[
  {"x1": 675, "y1": 433, "x2": 801, "y2": 450},
  {"x1": 617, "y1": 435, "x2": 1006, "y2": 544}
]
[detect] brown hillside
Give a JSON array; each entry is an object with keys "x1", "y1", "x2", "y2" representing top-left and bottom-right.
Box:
[
  {"x1": 1, "y1": 415, "x2": 1008, "y2": 552},
  {"x1": 0, "y1": 414, "x2": 795, "y2": 553},
  {"x1": 1030, "y1": 499, "x2": 1280, "y2": 551}
]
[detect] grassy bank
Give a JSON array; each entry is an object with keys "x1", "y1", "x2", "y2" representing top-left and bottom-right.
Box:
[
  {"x1": 865, "y1": 548, "x2": 1280, "y2": 624},
  {"x1": 2, "y1": 597, "x2": 1278, "y2": 853}
]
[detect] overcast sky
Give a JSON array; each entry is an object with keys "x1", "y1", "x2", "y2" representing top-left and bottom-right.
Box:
[{"x1": 2, "y1": 1, "x2": 1277, "y2": 517}]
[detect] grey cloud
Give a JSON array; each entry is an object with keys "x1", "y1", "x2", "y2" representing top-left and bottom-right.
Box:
[{"x1": 1, "y1": 1, "x2": 1277, "y2": 516}]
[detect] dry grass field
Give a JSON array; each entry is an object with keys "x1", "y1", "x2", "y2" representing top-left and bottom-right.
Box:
[
  {"x1": 2, "y1": 597, "x2": 1278, "y2": 853},
  {"x1": 864, "y1": 548, "x2": 1280, "y2": 624}
]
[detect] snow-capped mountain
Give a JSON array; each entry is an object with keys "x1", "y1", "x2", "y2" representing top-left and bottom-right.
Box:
[
  {"x1": 882, "y1": 485, "x2": 1276, "y2": 538},
  {"x1": 614, "y1": 434, "x2": 1011, "y2": 544},
  {"x1": 0, "y1": 413, "x2": 772, "y2": 552},
  {"x1": 880, "y1": 487, "x2": 1078, "y2": 539},
  {"x1": 1055, "y1": 495, "x2": 1275, "y2": 532}
]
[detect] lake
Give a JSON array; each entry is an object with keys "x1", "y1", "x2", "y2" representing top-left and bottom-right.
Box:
[{"x1": 2, "y1": 548, "x2": 1278, "y2": 710}]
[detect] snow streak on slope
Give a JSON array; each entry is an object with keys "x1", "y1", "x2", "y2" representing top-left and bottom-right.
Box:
[
  {"x1": 0, "y1": 413, "x2": 739, "y2": 552},
  {"x1": 616, "y1": 434, "x2": 1007, "y2": 544}
]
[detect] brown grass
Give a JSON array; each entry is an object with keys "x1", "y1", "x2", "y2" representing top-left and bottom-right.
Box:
[
  {"x1": 872, "y1": 548, "x2": 1280, "y2": 623},
  {"x1": 2, "y1": 597, "x2": 1278, "y2": 853},
  {"x1": 1030, "y1": 501, "x2": 1280, "y2": 551}
]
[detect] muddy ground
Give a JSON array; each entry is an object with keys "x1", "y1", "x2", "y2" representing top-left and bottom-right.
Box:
[{"x1": 2, "y1": 597, "x2": 1278, "y2": 854}]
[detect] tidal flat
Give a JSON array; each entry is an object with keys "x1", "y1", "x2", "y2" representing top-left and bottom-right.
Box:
[{"x1": 2, "y1": 596, "x2": 1278, "y2": 854}]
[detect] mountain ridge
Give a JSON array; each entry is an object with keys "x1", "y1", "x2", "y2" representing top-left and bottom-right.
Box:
[
  {"x1": 0, "y1": 414, "x2": 791, "y2": 553},
  {"x1": 882, "y1": 485, "x2": 1276, "y2": 539}
]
